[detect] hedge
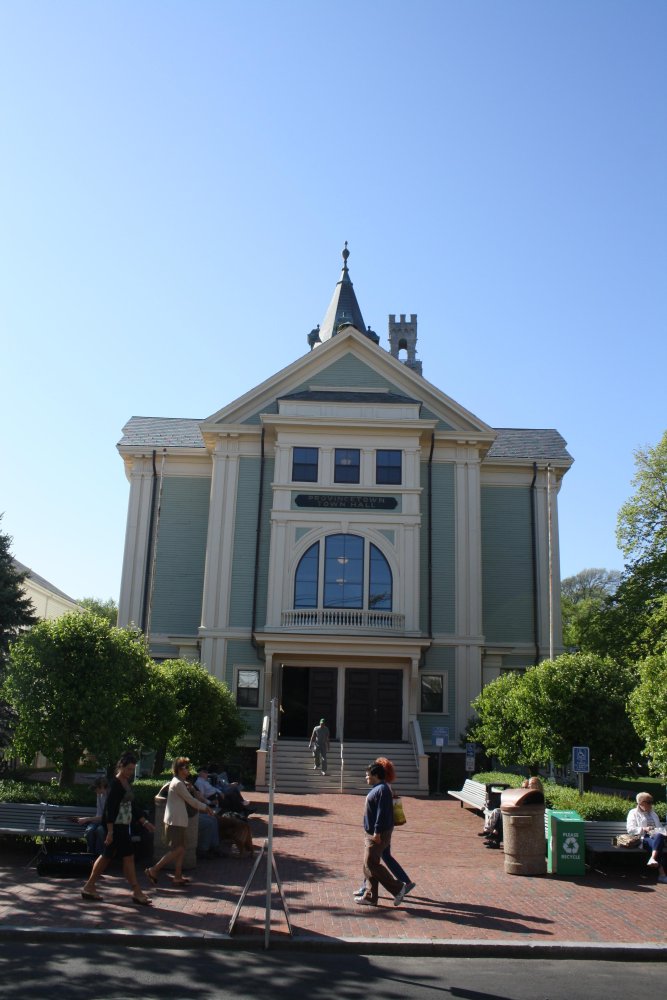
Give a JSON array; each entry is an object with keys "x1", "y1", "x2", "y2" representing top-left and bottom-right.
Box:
[{"x1": 473, "y1": 771, "x2": 667, "y2": 821}]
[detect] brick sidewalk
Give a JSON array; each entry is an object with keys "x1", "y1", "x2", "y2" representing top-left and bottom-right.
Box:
[{"x1": 1, "y1": 794, "x2": 666, "y2": 950}]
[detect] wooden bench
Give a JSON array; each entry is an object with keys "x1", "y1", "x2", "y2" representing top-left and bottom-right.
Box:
[
  {"x1": 582, "y1": 820, "x2": 647, "y2": 861},
  {"x1": 447, "y1": 779, "x2": 487, "y2": 812}
]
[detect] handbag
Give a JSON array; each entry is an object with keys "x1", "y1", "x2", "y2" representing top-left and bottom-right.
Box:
[
  {"x1": 393, "y1": 796, "x2": 406, "y2": 826},
  {"x1": 615, "y1": 833, "x2": 641, "y2": 848}
]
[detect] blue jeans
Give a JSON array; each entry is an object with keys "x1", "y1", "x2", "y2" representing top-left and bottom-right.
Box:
[
  {"x1": 85, "y1": 822, "x2": 106, "y2": 856},
  {"x1": 643, "y1": 831, "x2": 666, "y2": 867}
]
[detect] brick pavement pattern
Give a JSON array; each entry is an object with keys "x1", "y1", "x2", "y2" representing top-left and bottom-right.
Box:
[{"x1": 1, "y1": 794, "x2": 666, "y2": 946}]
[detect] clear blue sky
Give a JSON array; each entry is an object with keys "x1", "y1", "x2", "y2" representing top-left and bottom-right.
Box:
[{"x1": 1, "y1": 1, "x2": 665, "y2": 601}]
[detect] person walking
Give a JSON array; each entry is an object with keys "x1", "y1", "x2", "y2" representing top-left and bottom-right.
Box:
[
  {"x1": 81, "y1": 752, "x2": 154, "y2": 906},
  {"x1": 308, "y1": 718, "x2": 330, "y2": 775},
  {"x1": 355, "y1": 761, "x2": 407, "y2": 908},
  {"x1": 145, "y1": 756, "x2": 215, "y2": 887},
  {"x1": 354, "y1": 755, "x2": 415, "y2": 898}
]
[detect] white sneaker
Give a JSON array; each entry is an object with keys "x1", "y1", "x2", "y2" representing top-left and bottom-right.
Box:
[
  {"x1": 647, "y1": 857, "x2": 659, "y2": 867},
  {"x1": 354, "y1": 895, "x2": 377, "y2": 906}
]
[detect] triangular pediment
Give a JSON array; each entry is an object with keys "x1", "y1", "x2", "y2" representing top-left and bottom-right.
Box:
[{"x1": 201, "y1": 326, "x2": 493, "y2": 437}]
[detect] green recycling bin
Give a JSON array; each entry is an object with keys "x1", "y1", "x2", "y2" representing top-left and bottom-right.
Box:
[{"x1": 547, "y1": 809, "x2": 585, "y2": 875}]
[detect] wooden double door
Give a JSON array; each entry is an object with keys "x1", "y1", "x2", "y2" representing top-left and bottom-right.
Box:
[{"x1": 280, "y1": 666, "x2": 403, "y2": 742}]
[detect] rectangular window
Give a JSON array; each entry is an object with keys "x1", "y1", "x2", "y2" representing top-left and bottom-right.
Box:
[
  {"x1": 292, "y1": 447, "x2": 318, "y2": 482},
  {"x1": 236, "y1": 669, "x2": 260, "y2": 707},
  {"x1": 376, "y1": 449, "x2": 402, "y2": 485},
  {"x1": 420, "y1": 673, "x2": 445, "y2": 713},
  {"x1": 334, "y1": 448, "x2": 360, "y2": 484}
]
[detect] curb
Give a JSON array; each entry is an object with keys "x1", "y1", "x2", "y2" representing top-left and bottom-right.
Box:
[{"x1": 1, "y1": 926, "x2": 666, "y2": 960}]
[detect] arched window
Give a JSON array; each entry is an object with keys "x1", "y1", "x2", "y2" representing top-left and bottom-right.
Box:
[{"x1": 293, "y1": 534, "x2": 392, "y2": 611}]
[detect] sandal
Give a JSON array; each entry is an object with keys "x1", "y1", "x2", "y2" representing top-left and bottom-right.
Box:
[
  {"x1": 81, "y1": 888, "x2": 102, "y2": 901},
  {"x1": 132, "y1": 893, "x2": 153, "y2": 906},
  {"x1": 144, "y1": 867, "x2": 159, "y2": 885},
  {"x1": 171, "y1": 876, "x2": 191, "y2": 886}
]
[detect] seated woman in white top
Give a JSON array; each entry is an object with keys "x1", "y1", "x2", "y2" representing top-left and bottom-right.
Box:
[{"x1": 626, "y1": 791, "x2": 667, "y2": 883}]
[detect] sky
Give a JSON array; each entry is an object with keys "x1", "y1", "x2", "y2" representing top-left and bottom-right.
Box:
[{"x1": 1, "y1": 0, "x2": 665, "y2": 602}]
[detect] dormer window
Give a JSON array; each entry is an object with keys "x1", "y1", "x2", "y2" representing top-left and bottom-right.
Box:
[
  {"x1": 376, "y1": 449, "x2": 402, "y2": 485},
  {"x1": 292, "y1": 447, "x2": 318, "y2": 483},
  {"x1": 334, "y1": 448, "x2": 360, "y2": 484}
]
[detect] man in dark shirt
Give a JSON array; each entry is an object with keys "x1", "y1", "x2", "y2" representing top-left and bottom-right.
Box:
[{"x1": 356, "y1": 762, "x2": 407, "y2": 907}]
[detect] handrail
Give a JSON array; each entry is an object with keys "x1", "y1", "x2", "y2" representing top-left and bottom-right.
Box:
[
  {"x1": 281, "y1": 609, "x2": 405, "y2": 630},
  {"x1": 339, "y1": 742, "x2": 345, "y2": 794},
  {"x1": 409, "y1": 718, "x2": 425, "y2": 761}
]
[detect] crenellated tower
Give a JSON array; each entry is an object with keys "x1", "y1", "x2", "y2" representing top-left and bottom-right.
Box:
[{"x1": 388, "y1": 314, "x2": 422, "y2": 375}]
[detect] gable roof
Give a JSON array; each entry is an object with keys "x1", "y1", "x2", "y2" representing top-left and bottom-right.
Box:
[
  {"x1": 487, "y1": 428, "x2": 573, "y2": 464},
  {"x1": 12, "y1": 558, "x2": 79, "y2": 604}
]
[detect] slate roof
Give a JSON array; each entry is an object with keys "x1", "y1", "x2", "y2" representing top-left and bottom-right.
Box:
[
  {"x1": 12, "y1": 559, "x2": 78, "y2": 604},
  {"x1": 118, "y1": 416, "x2": 206, "y2": 449},
  {"x1": 310, "y1": 245, "x2": 379, "y2": 346},
  {"x1": 279, "y1": 390, "x2": 421, "y2": 405},
  {"x1": 118, "y1": 417, "x2": 572, "y2": 465},
  {"x1": 488, "y1": 428, "x2": 573, "y2": 463}
]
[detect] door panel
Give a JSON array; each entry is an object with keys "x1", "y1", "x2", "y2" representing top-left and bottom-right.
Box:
[
  {"x1": 344, "y1": 669, "x2": 402, "y2": 741},
  {"x1": 308, "y1": 668, "x2": 337, "y2": 739}
]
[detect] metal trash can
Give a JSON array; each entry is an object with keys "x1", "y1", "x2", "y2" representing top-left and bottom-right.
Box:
[
  {"x1": 546, "y1": 809, "x2": 585, "y2": 875},
  {"x1": 153, "y1": 795, "x2": 199, "y2": 871},
  {"x1": 500, "y1": 786, "x2": 546, "y2": 876}
]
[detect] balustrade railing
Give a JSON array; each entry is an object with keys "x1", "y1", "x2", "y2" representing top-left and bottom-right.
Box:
[{"x1": 280, "y1": 608, "x2": 405, "y2": 630}]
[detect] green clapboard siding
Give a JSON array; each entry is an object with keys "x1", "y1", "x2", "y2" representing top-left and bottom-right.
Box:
[
  {"x1": 420, "y1": 462, "x2": 455, "y2": 633},
  {"x1": 481, "y1": 486, "x2": 534, "y2": 644},
  {"x1": 418, "y1": 646, "x2": 456, "y2": 740},
  {"x1": 229, "y1": 456, "x2": 274, "y2": 628},
  {"x1": 150, "y1": 477, "x2": 210, "y2": 635}
]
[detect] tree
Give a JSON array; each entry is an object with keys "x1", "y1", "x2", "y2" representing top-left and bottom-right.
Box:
[
  {"x1": 2, "y1": 612, "x2": 154, "y2": 785},
  {"x1": 151, "y1": 659, "x2": 246, "y2": 775},
  {"x1": 0, "y1": 515, "x2": 36, "y2": 663},
  {"x1": 469, "y1": 671, "x2": 533, "y2": 769},
  {"x1": 589, "y1": 551, "x2": 667, "y2": 663},
  {"x1": 77, "y1": 597, "x2": 118, "y2": 626},
  {"x1": 471, "y1": 653, "x2": 641, "y2": 776},
  {"x1": 616, "y1": 430, "x2": 667, "y2": 564},
  {"x1": 561, "y1": 568, "x2": 621, "y2": 651},
  {"x1": 628, "y1": 652, "x2": 667, "y2": 776}
]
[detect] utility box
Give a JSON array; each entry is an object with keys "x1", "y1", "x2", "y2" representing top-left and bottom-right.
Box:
[
  {"x1": 546, "y1": 809, "x2": 585, "y2": 875},
  {"x1": 500, "y1": 786, "x2": 546, "y2": 876}
]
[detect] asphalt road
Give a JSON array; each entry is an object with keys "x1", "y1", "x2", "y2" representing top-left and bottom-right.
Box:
[{"x1": 1, "y1": 944, "x2": 665, "y2": 1000}]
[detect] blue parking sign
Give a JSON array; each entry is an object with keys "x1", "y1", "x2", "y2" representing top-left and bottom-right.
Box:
[{"x1": 572, "y1": 746, "x2": 590, "y2": 773}]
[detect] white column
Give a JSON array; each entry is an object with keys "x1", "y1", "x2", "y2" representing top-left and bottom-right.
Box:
[{"x1": 118, "y1": 457, "x2": 154, "y2": 628}]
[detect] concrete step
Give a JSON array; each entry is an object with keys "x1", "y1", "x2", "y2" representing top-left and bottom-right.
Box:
[{"x1": 265, "y1": 739, "x2": 421, "y2": 795}]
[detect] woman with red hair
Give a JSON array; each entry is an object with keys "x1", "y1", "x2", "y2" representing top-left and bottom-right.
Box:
[{"x1": 354, "y1": 756, "x2": 415, "y2": 900}]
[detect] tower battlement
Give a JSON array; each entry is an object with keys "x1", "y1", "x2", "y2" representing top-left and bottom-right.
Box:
[{"x1": 388, "y1": 314, "x2": 422, "y2": 375}]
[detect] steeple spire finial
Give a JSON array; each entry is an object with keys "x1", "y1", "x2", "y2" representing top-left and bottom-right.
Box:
[{"x1": 342, "y1": 241, "x2": 350, "y2": 271}]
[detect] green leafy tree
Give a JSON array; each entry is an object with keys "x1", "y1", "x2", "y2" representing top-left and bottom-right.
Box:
[
  {"x1": 628, "y1": 652, "x2": 667, "y2": 776},
  {"x1": 561, "y1": 568, "x2": 621, "y2": 651},
  {"x1": 589, "y1": 552, "x2": 667, "y2": 663},
  {"x1": 151, "y1": 659, "x2": 246, "y2": 776},
  {"x1": 616, "y1": 430, "x2": 667, "y2": 564},
  {"x1": 0, "y1": 515, "x2": 36, "y2": 662},
  {"x1": 471, "y1": 653, "x2": 641, "y2": 776},
  {"x1": 469, "y1": 671, "x2": 531, "y2": 768},
  {"x1": 77, "y1": 597, "x2": 118, "y2": 626},
  {"x1": 2, "y1": 612, "x2": 154, "y2": 785}
]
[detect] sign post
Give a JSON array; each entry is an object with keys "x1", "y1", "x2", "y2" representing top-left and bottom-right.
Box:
[
  {"x1": 465, "y1": 743, "x2": 476, "y2": 773},
  {"x1": 431, "y1": 727, "x2": 449, "y2": 795},
  {"x1": 572, "y1": 745, "x2": 590, "y2": 796}
]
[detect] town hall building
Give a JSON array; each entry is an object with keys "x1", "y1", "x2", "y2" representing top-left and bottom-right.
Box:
[{"x1": 117, "y1": 247, "x2": 572, "y2": 792}]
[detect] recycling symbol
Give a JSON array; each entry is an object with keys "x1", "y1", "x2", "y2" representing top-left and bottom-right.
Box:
[{"x1": 563, "y1": 835, "x2": 579, "y2": 854}]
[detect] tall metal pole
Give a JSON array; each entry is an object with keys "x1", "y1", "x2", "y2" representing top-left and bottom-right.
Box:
[
  {"x1": 264, "y1": 698, "x2": 277, "y2": 949},
  {"x1": 547, "y1": 464, "x2": 554, "y2": 662}
]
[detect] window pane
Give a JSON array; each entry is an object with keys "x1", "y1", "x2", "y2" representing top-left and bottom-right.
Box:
[
  {"x1": 294, "y1": 542, "x2": 319, "y2": 607},
  {"x1": 292, "y1": 447, "x2": 318, "y2": 482},
  {"x1": 376, "y1": 449, "x2": 402, "y2": 485},
  {"x1": 324, "y1": 534, "x2": 363, "y2": 608},
  {"x1": 237, "y1": 669, "x2": 260, "y2": 707},
  {"x1": 334, "y1": 448, "x2": 360, "y2": 484},
  {"x1": 369, "y1": 543, "x2": 392, "y2": 610},
  {"x1": 421, "y1": 674, "x2": 444, "y2": 713}
]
